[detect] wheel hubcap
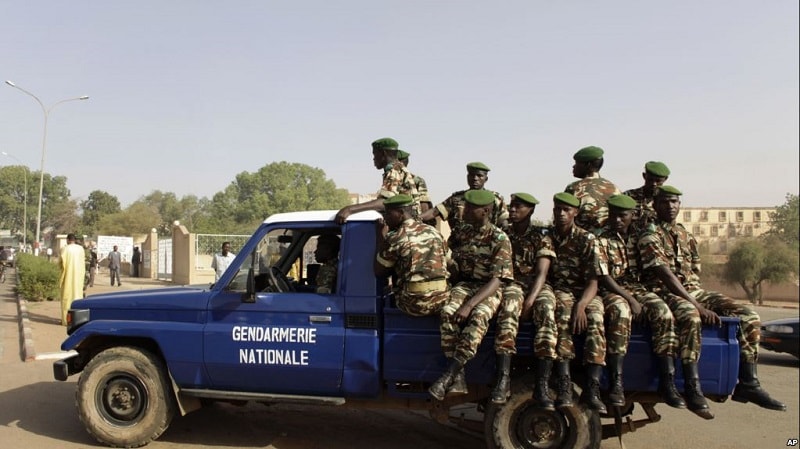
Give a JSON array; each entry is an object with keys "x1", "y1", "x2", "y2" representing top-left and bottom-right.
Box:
[{"x1": 98, "y1": 375, "x2": 147, "y2": 424}]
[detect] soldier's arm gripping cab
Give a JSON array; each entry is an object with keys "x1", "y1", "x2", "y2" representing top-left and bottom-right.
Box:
[{"x1": 54, "y1": 210, "x2": 740, "y2": 449}]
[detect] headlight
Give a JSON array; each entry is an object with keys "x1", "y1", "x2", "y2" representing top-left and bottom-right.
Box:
[{"x1": 764, "y1": 324, "x2": 794, "y2": 334}]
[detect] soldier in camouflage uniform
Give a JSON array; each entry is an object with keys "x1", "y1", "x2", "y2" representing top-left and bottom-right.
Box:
[
  {"x1": 375, "y1": 194, "x2": 448, "y2": 317},
  {"x1": 530, "y1": 192, "x2": 607, "y2": 413},
  {"x1": 313, "y1": 234, "x2": 340, "y2": 294},
  {"x1": 640, "y1": 186, "x2": 786, "y2": 414},
  {"x1": 428, "y1": 189, "x2": 513, "y2": 401},
  {"x1": 564, "y1": 146, "x2": 621, "y2": 234},
  {"x1": 419, "y1": 162, "x2": 508, "y2": 230},
  {"x1": 623, "y1": 161, "x2": 670, "y2": 233},
  {"x1": 397, "y1": 150, "x2": 435, "y2": 225},
  {"x1": 335, "y1": 137, "x2": 421, "y2": 224},
  {"x1": 594, "y1": 194, "x2": 687, "y2": 410},
  {"x1": 498, "y1": 192, "x2": 556, "y2": 405}
]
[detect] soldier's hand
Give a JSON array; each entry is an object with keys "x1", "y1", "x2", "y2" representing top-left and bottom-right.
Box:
[
  {"x1": 453, "y1": 304, "x2": 472, "y2": 324},
  {"x1": 335, "y1": 208, "x2": 351, "y2": 225},
  {"x1": 375, "y1": 218, "x2": 388, "y2": 237},
  {"x1": 521, "y1": 299, "x2": 535, "y2": 321},
  {"x1": 629, "y1": 301, "x2": 643, "y2": 319},
  {"x1": 697, "y1": 305, "x2": 721, "y2": 326},
  {"x1": 572, "y1": 306, "x2": 588, "y2": 334}
]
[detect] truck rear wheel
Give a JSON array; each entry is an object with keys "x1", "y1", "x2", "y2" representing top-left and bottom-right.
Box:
[
  {"x1": 76, "y1": 347, "x2": 175, "y2": 448},
  {"x1": 485, "y1": 379, "x2": 601, "y2": 449}
]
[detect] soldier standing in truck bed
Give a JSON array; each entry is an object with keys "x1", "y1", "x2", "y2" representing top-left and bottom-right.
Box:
[{"x1": 564, "y1": 146, "x2": 620, "y2": 234}]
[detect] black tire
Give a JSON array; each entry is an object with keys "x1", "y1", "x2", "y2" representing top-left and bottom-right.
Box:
[
  {"x1": 76, "y1": 347, "x2": 176, "y2": 448},
  {"x1": 485, "y1": 379, "x2": 601, "y2": 449}
]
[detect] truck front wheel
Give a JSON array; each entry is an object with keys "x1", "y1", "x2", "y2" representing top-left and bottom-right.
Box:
[
  {"x1": 76, "y1": 347, "x2": 176, "y2": 448},
  {"x1": 485, "y1": 379, "x2": 601, "y2": 449}
]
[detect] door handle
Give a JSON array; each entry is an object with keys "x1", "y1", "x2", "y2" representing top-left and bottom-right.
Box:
[{"x1": 309, "y1": 315, "x2": 332, "y2": 324}]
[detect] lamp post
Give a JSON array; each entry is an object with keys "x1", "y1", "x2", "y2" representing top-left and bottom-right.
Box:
[
  {"x1": 5, "y1": 80, "x2": 89, "y2": 255},
  {"x1": 1, "y1": 151, "x2": 29, "y2": 251}
]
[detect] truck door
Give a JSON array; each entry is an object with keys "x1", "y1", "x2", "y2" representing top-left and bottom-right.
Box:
[{"x1": 202, "y1": 226, "x2": 346, "y2": 396}]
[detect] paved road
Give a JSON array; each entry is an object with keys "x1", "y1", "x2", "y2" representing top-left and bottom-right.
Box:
[{"x1": 1, "y1": 271, "x2": 797, "y2": 448}]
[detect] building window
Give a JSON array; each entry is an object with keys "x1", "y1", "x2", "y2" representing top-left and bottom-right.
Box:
[
  {"x1": 745, "y1": 225, "x2": 753, "y2": 236},
  {"x1": 700, "y1": 211, "x2": 708, "y2": 222},
  {"x1": 710, "y1": 225, "x2": 719, "y2": 237},
  {"x1": 729, "y1": 226, "x2": 738, "y2": 237},
  {"x1": 736, "y1": 211, "x2": 744, "y2": 222},
  {"x1": 753, "y1": 211, "x2": 761, "y2": 222},
  {"x1": 683, "y1": 211, "x2": 692, "y2": 222},
  {"x1": 693, "y1": 225, "x2": 702, "y2": 235},
  {"x1": 718, "y1": 211, "x2": 727, "y2": 222}
]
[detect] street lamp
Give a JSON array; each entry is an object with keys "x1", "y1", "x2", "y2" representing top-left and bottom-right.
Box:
[
  {"x1": 5, "y1": 80, "x2": 89, "y2": 255},
  {"x1": 1, "y1": 151, "x2": 29, "y2": 250}
]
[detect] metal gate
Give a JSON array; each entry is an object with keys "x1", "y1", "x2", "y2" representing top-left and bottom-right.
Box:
[{"x1": 157, "y1": 238, "x2": 172, "y2": 281}]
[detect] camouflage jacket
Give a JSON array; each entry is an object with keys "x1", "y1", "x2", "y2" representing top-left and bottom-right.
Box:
[
  {"x1": 376, "y1": 218, "x2": 448, "y2": 287},
  {"x1": 435, "y1": 189, "x2": 508, "y2": 230},
  {"x1": 503, "y1": 222, "x2": 556, "y2": 286},
  {"x1": 378, "y1": 161, "x2": 421, "y2": 217},
  {"x1": 414, "y1": 174, "x2": 431, "y2": 203},
  {"x1": 595, "y1": 227, "x2": 645, "y2": 294},
  {"x1": 638, "y1": 220, "x2": 702, "y2": 292},
  {"x1": 565, "y1": 173, "x2": 620, "y2": 233},
  {"x1": 448, "y1": 222, "x2": 513, "y2": 283},
  {"x1": 548, "y1": 224, "x2": 598, "y2": 294},
  {"x1": 623, "y1": 186, "x2": 657, "y2": 232},
  {"x1": 315, "y1": 259, "x2": 338, "y2": 294}
]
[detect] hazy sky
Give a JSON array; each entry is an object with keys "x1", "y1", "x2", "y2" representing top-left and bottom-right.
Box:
[{"x1": 1, "y1": 1, "x2": 797, "y2": 222}]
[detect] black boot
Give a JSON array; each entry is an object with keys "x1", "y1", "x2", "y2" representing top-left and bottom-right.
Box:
[
  {"x1": 447, "y1": 363, "x2": 468, "y2": 396},
  {"x1": 657, "y1": 356, "x2": 686, "y2": 409},
  {"x1": 429, "y1": 359, "x2": 462, "y2": 401},
  {"x1": 490, "y1": 354, "x2": 512, "y2": 404},
  {"x1": 606, "y1": 354, "x2": 625, "y2": 407},
  {"x1": 580, "y1": 364, "x2": 607, "y2": 414},
  {"x1": 532, "y1": 358, "x2": 555, "y2": 411},
  {"x1": 553, "y1": 360, "x2": 574, "y2": 408},
  {"x1": 682, "y1": 362, "x2": 714, "y2": 420},
  {"x1": 731, "y1": 361, "x2": 787, "y2": 411}
]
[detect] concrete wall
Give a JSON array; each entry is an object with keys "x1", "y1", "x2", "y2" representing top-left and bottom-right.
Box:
[{"x1": 141, "y1": 230, "x2": 159, "y2": 279}]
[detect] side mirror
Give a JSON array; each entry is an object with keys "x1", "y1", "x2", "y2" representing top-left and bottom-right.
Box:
[{"x1": 242, "y1": 266, "x2": 256, "y2": 303}]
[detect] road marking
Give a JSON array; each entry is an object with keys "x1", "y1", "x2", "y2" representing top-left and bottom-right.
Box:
[{"x1": 34, "y1": 350, "x2": 77, "y2": 361}]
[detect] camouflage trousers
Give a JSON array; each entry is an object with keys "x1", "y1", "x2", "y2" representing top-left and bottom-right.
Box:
[
  {"x1": 687, "y1": 289, "x2": 760, "y2": 363},
  {"x1": 440, "y1": 281, "x2": 502, "y2": 365},
  {"x1": 532, "y1": 284, "x2": 605, "y2": 365},
  {"x1": 601, "y1": 294, "x2": 630, "y2": 355},
  {"x1": 496, "y1": 282, "x2": 524, "y2": 355},
  {"x1": 396, "y1": 289, "x2": 449, "y2": 317},
  {"x1": 632, "y1": 289, "x2": 679, "y2": 357},
  {"x1": 659, "y1": 292, "x2": 704, "y2": 363}
]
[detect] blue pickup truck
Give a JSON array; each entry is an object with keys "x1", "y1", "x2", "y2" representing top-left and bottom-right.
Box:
[{"x1": 54, "y1": 211, "x2": 740, "y2": 449}]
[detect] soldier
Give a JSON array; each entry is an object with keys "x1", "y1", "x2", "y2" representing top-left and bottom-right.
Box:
[
  {"x1": 313, "y1": 234, "x2": 340, "y2": 294},
  {"x1": 335, "y1": 137, "x2": 420, "y2": 224},
  {"x1": 623, "y1": 161, "x2": 670, "y2": 231},
  {"x1": 428, "y1": 190, "x2": 513, "y2": 401},
  {"x1": 639, "y1": 186, "x2": 786, "y2": 414},
  {"x1": 530, "y1": 192, "x2": 607, "y2": 413},
  {"x1": 564, "y1": 146, "x2": 621, "y2": 234},
  {"x1": 397, "y1": 150, "x2": 434, "y2": 223},
  {"x1": 594, "y1": 194, "x2": 687, "y2": 410},
  {"x1": 374, "y1": 194, "x2": 449, "y2": 316},
  {"x1": 498, "y1": 192, "x2": 555, "y2": 404},
  {"x1": 419, "y1": 162, "x2": 508, "y2": 229}
]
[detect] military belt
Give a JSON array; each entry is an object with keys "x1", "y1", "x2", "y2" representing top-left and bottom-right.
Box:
[{"x1": 405, "y1": 279, "x2": 447, "y2": 293}]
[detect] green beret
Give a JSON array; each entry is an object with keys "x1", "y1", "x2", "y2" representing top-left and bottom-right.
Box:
[
  {"x1": 372, "y1": 137, "x2": 399, "y2": 151},
  {"x1": 383, "y1": 194, "x2": 415, "y2": 209},
  {"x1": 607, "y1": 194, "x2": 637, "y2": 210},
  {"x1": 464, "y1": 189, "x2": 495, "y2": 206},
  {"x1": 645, "y1": 161, "x2": 671, "y2": 177},
  {"x1": 656, "y1": 185, "x2": 682, "y2": 196},
  {"x1": 511, "y1": 192, "x2": 539, "y2": 206},
  {"x1": 397, "y1": 149, "x2": 410, "y2": 160},
  {"x1": 466, "y1": 161, "x2": 490, "y2": 172},
  {"x1": 573, "y1": 146, "x2": 604, "y2": 162},
  {"x1": 553, "y1": 192, "x2": 580, "y2": 208}
]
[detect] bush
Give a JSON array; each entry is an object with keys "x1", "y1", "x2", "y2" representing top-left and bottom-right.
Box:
[{"x1": 16, "y1": 253, "x2": 60, "y2": 302}]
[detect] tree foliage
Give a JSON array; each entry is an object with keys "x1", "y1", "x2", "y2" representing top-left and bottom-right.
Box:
[
  {"x1": 0, "y1": 165, "x2": 34, "y2": 240},
  {"x1": 80, "y1": 190, "x2": 121, "y2": 236},
  {"x1": 768, "y1": 193, "x2": 799, "y2": 250},
  {"x1": 723, "y1": 237, "x2": 799, "y2": 304},
  {"x1": 97, "y1": 202, "x2": 162, "y2": 236}
]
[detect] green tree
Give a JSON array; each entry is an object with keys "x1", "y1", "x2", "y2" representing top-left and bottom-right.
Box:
[
  {"x1": 0, "y1": 165, "x2": 34, "y2": 241},
  {"x1": 768, "y1": 193, "x2": 799, "y2": 250},
  {"x1": 97, "y1": 202, "x2": 163, "y2": 236},
  {"x1": 80, "y1": 190, "x2": 121, "y2": 235},
  {"x1": 722, "y1": 237, "x2": 799, "y2": 304},
  {"x1": 214, "y1": 162, "x2": 351, "y2": 231}
]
